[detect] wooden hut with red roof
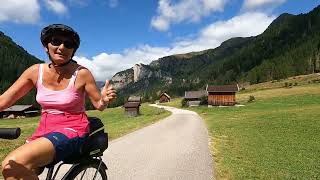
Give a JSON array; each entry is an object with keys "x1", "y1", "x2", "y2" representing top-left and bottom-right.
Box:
[
  {"x1": 159, "y1": 93, "x2": 171, "y2": 103},
  {"x1": 206, "y1": 84, "x2": 239, "y2": 106}
]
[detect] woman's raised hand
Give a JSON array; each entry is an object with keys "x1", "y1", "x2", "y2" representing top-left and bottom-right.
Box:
[{"x1": 100, "y1": 80, "x2": 117, "y2": 105}]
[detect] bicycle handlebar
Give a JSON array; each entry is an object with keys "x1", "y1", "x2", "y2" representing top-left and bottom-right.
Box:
[{"x1": 0, "y1": 128, "x2": 21, "y2": 139}]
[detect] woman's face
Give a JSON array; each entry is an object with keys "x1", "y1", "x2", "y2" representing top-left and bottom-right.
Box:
[{"x1": 46, "y1": 35, "x2": 75, "y2": 65}]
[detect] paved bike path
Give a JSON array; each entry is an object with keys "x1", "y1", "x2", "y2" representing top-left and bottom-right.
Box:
[
  {"x1": 39, "y1": 104, "x2": 214, "y2": 179},
  {"x1": 104, "y1": 104, "x2": 213, "y2": 180}
]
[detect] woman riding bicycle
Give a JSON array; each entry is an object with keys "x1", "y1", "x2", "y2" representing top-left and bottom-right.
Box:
[{"x1": 0, "y1": 24, "x2": 116, "y2": 180}]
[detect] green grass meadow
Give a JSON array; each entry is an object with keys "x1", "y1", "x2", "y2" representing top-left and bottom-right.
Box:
[
  {"x1": 190, "y1": 85, "x2": 320, "y2": 179},
  {"x1": 1, "y1": 79, "x2": 320, "y2": 179},
  {"x1": 0, "y1": 104, "x2": 171, "y2": 170}
]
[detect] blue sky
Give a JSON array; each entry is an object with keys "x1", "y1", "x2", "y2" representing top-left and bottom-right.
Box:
[{"x1": 0, "y1": 0, "x2": 319, "y2": 81}]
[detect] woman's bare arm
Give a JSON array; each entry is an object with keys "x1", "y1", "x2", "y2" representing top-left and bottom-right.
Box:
[
  {"x1": 81, "y1": 68, "x2": 116, "y2": 111},
  {"x1": 0, "y1": 64, "x2": 38, "y2": 111}
]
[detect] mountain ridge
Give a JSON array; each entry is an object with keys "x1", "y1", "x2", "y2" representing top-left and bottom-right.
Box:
[
  {"x1": 1, "y1": 5, "x2": 320, "y2": 107},
  {"x1": 0, "y1": 31, "x2": 43, "y2": 107},
  {"x1": 109, "y1": 5, "x2": 320, "y2": 106}
]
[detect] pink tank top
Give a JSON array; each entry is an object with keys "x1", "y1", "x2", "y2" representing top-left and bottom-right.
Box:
[
  {"x1": 36, "y1": 64, "x2": 85, "y2": 114},
  {"x1": 27, "y1": 64, "x2": 89, "y2": 142}
]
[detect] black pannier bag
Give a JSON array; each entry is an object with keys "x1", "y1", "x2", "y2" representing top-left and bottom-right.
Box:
[{"x1": 84, "y1": 117, "x2": 108, "y2": 157}]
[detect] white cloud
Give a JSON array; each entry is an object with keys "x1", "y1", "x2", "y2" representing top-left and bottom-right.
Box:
[
  {"x1": 0, "y1": 0, "x2": 40, "y2": 24},
  {"x1": 77, "y1": 12, "x2": 275, "y2": 81},
  {"x1": 44, "y1": 0, "x2": 68, "y2": 14},
  {"x1": 242, "y1": 0, "x2": 286, "y2": 11},
  {"x1": 74, "y1": 45, "x2": 170, "y2": 80},
  {"x1": 0, "y1": 0, "x2": 70, "y2": 24},
  {"x1": 74, "y1": 54, "x2": 125, "y2": 81},
  {"x1": 151, "y1": 0, "x2": 228, "y2": 31},
  {"x1": 170, "y1": 12, "x2": 276, "y2": 53}
]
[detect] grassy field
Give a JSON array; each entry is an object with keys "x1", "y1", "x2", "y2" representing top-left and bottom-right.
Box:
[
  {"x1": 161, "y1": 76, "x2": 320, "y2": 179},
  {"x1": 160, "y1": 97, "x2": 183, "y2": 108},
  {"x1": 240, "y1": 73, "x2": 320, "y2": 92},
  {"x1": 2, "y1": 74, "x2": 320, "y2": 179},
  {"x1": 0, "y1": 104, "x2": 171, "y2": 169},
  {"x1": 189, "y1": 83, "x2": 320, "y2": 179}
]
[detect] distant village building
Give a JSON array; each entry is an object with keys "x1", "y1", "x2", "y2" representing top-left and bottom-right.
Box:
[
  {"x1": 206, "y1": 84, "x2": 239, "y2": 106},
  {"x1": 0, "y1": 105, "x2": 39, "y2": 118},
  {"x1": 184, "y1": 90, "x2": 207, "y2": 107},
  {"x1": 123, "y1": 102, "x2": 141, "y2": 117},
  {"x1": 123, "y1": 96, "x2": 142, "y2": 117},
  {"x1": 159, "y1": 93, "x2": 171, "y2": 103}
]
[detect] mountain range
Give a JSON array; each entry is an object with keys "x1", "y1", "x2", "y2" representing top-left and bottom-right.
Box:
[
  {"x1": 0, "y1": 31, "x2": 43, "y2": 107},
  {"x1": 110, "y1": 5, "x2": 320, "y2": 106},
  {"x1": 1, "y1": 5, "x2": 320, "y2": 107}
]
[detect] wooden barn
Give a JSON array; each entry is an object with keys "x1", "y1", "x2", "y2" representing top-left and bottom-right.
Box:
[
  {"x1": 206, "y1": 84, "x2": 239, "y2": 106},
  {"x1": 159, "y1": 93, "x2": 171, "y2": 103},
  {"x1": 123, "y1": 102, "x2": 141, "y2": 117},
  {"x1": 123, "y1": 96, "x2": 142, "y2": 117},
  {"x1": 128, "y1": 96, "x2": 142, "y2": 103},
  {"x1": 184, "y1": 90, "x2": 207, "y2": 106},
  {"x1": 1, "y1": 105, "x2": 39, "y2": 118}
]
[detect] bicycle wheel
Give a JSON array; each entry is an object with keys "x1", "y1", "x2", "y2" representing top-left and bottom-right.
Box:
[{"x1": 65, "y1": 161, "x2": 107, "y2": 180}]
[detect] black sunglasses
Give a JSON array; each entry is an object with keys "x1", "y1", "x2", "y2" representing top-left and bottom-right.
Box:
[{"x1": 50, "y1": 38, "x2": 75, "y2": 49}]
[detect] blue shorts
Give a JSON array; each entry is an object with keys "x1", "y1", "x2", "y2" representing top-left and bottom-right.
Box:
[{"x1": 44, "y1": 132, "x2": 87, "y2": 164}]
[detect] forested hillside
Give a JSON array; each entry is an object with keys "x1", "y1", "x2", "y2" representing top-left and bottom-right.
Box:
[
  {"x1": 154, "y1": 5, "x2": 320, "y2": 88},
  {"x1": 112, "y1": 5, "x2": 320, "y2": 104},
  {"x1": 0, "y1": 31, "x2": 43, "y2": 107}
]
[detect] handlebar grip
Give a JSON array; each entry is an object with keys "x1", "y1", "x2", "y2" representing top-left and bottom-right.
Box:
[{"x1": 0, "y1": 128, "x2": 21, "y2": 139}]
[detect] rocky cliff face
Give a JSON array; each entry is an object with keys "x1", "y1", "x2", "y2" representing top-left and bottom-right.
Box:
[
  {"x1": 132, "y1": 64, "x2": 153, "y2": 82},
  {"x1": 111, "y1": 68, "x2": 134, "y2": 90},
  {"x1": 111, "y1": 63, "x2": 172, "y2": 90}
]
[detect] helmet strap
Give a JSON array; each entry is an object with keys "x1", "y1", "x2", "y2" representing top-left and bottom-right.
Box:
[{"x1": 48, "y1": 59, "x2": 73, "y2": 68}]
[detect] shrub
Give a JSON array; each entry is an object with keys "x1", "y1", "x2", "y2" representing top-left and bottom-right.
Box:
[
  {"x1": 248, "y1": 95, "x2": 255, "y2": 103},
  {"x1": 150, "y1": 99, "x2": 156, "y2": 104},
  {"x1": 181, "y1": 98, "x2": 188, "y2": 107},
  {"x1": 200, "y1": 96, "x2": 208, "y2": 105}
]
